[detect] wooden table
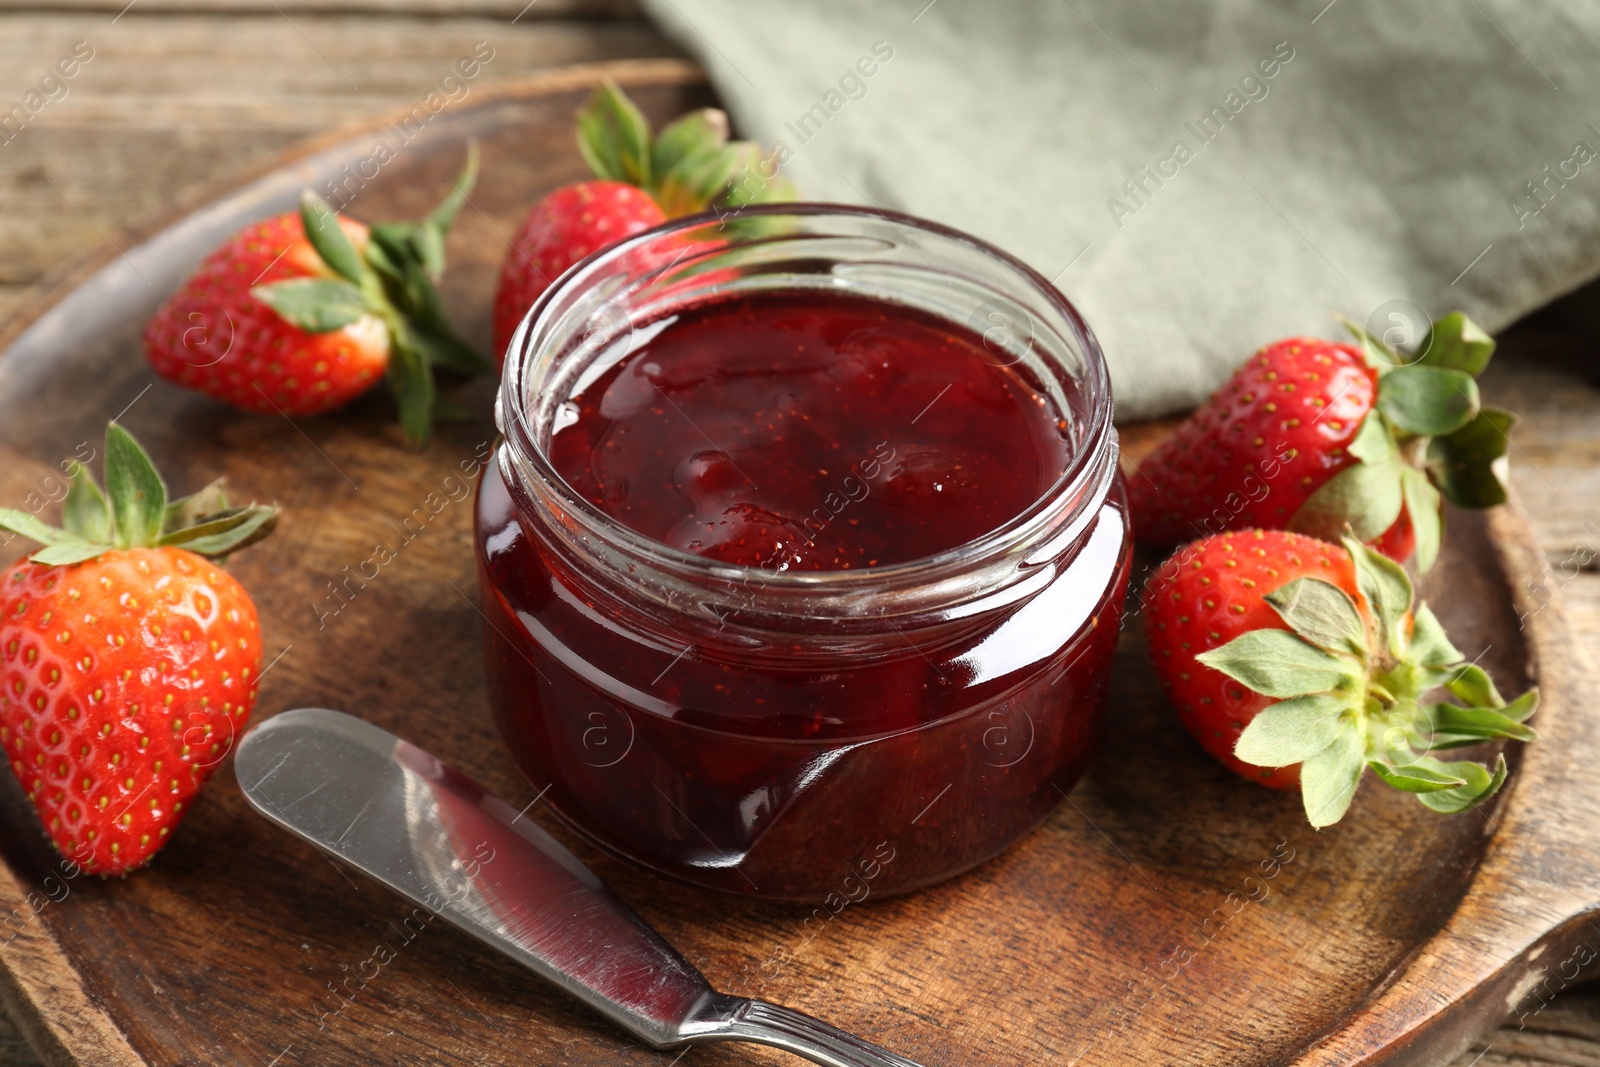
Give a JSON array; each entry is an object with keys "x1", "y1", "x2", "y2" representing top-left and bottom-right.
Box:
[{"x1": 0, "y1": 3, "x2": 1596, "y2": 1064}]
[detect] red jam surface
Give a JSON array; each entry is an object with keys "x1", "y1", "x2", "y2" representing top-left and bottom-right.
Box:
[
  {"x1": 547, "y1": 292, "x2": 1072, "y2": 571},
  {"x1": 478, "y1": 289, "x2": 1131, "y2": 900}
]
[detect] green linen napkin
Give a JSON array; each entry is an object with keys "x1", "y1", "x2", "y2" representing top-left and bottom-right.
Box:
[{"x1": 636, "y1": 0, "x2": 1600, "y2": 418}]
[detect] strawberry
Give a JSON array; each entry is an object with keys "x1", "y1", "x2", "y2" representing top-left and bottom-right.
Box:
[
  {"x1": 492, "y1": 80, "x2": 795, "y2": 361},
  {"x1": 1129, "y1": 312, "x2": 1516, "y2": 571},
  {"x1": 0, "y1": 424, "x2": 277, "y2": 874},
  {"x1": 491, "y1": 182, "x2": 666, "y2": 361},
  {"x1": 145, "y1": 148, "x2": 485, "y2": 444},
  {"x1": 1147, "y1": 529, "x2": 1536, "y2": 826}
]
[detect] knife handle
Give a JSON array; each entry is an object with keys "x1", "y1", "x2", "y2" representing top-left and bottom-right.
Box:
[{"x1": 689, "y1": 995, "x2": 927, "y2": 1067}]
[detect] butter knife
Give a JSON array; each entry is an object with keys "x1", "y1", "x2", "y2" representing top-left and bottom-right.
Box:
[{"x1": 235, "y1": 707, "x2": 926, "y2": 1067}]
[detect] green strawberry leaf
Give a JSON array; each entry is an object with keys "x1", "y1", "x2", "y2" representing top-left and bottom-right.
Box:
[
  {"x1": 715, "y1": 142, "x2": 800, "y2": 215},
  {"x1": 1196, "y1": 629, "x2": 1358, "y2": 699},
  {"x1": 1289, "y1": 459, "x2": 1404, "y2": 542},
  {"x1": 0, "y1": 507, "x2": 70, "y2": 547},
  {"x1": 1416, "y1": 312, "x2": 1495, "y2": 376},
  {"x1": 408, "y1": 327, "x2": 488, "y2": 377},
  {"x1": 1343, "y1": 535, "x2": 1413, "y2": 661},
  {"x1": 1424, "y1": 685, "x2": 1539, "y2": 746},
  {"x1": 386, "y1": 254, "x2": 446, "y2": 330},
  {"x1": 375, "y1": 138, "x2": 480, "y2": 280},
  {"x1": 164, "y1": 504, "x2": 278, "y2": 556},
  {"x1": 1234, "y1": 692, "x2": 1354, "y2": 767},
  {"x1": 568, "y1": 80, "x2": 793, "y2": 219},
  {"x1": 367, "y1": 242, "x2": 486, "y2": 384},
  {"x1": 1401, "y1": 466, "x2": 1444, "y2": 573},
  {"x1": 369, "y1": 141, "x2": 470, "y2": 286},
  {"x1": 1444, "y1": 662, "x2": 1504, "y2": 708},
  {"x1": 1377, "y1": 365, "x2": 1479, "y2": 437},
  {"x1": 362, "y1": 234, "x2": 407, "y2": 283},
  {"x1": 368, "y1": 235, "x2": 439, "y2": 322},
  {"x1": 1416, "y1": 754, "x2": 1507, "y2": 813},
  {"x1": 1348, "y1": 410, "x2": 1402, "y2": 467},
  {"x1": 1420, "y1": 691, "x2": 1539, "y2": 748},
  {"x1": 1368, "y1": 757, "x2": 1468, "y2": 793},
  {"x1": 367, "y1": 223, "x2": 419, "y2": 272},
  {"x1": 1300, "y1": 727, "x2": 1366, "y2": 827},
  {"x1": 652, "y1": 109, "x2": 730, "y2": 180},
  {"x1": 1265, "y1": 577, "x2": 1369, "y2": 657},
  {"x1": 251, "y1": 278, "x2": 370, "y2": 334},
  {"x1": 1428, "y1": 406, "x2": 1516, "y2": 509},
  {"x1": 1426, "y1": 735, "x2": 1498, "y2": 752},
  {"x1": 104, "y1": 423, "x2": 167, "y2": 549},
  {"x1": 294, "y1": 145, "x2": 486, "y2": 446},
  {"x1": 1214, "y1": 533, "x2": 1537, "y2": 826},
  {"x1": 5, "y1": 423, "x2": 276, "y2": 563},
  {"x1": 422, "y1": 140, "x2": 479, "y2": 255},
  {"x1": 577, "y1": 79, "x2": 653, "y2": 187},
  {"x1": 299, "y1": 193, "x2": 367, "y2": 284},
  {"x1": 1290, "y1": 414, "x2": 1404, "y2": 541},
  {"x1": 29, "y1": 537, "x2": 113, "y2": 566},
  {"x1": 655, "y1": 146, "x2": 746, "y2": 218},
  {"x1": 387, "y1": 330, "x2": 436, "y2": 446},
  {"x1": 164, "y1": 477, "x2": 229, "y2": 531},
  {"x1": 1408, "y1": 602, "x2": 1463, "y2": 667},
  {"x1": 1498, "y1": 687, "x2": 1540, "y2": 724},
  {"x1": 63, "y1": 461, "x2": 112, "y2": 544},
  {"x1": 1423, "y1": 702, "x2": 1537, "y2": 744},
  {"x1": 371, "y1": 244, "x2": 432, "y2": 317},
  {"x1": 1336, "y1": 313, "x2": 1405, "y2": 370},
  {"x1": 410, "y1": 224, "x2": 447, "y2": 283},
  {"x1": 158, "y1": 506, "x2": 253, "y2": 544}
]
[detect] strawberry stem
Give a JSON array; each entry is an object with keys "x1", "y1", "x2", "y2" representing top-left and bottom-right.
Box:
[
  {"x1": 1292, "y1": 311, "x2": 1513, "y2": 571},
  {"x1": 250, "y1": 144, "x2": 486, "y2": 445},
  {"x1": 0, "y1": 424, "x2": 277, "y2": 565},
  {"x1": 575, "y1": 79, "x2": 796, "y2": 218},
  {"x1": 1200, "y1": 536, "x2": 1537, "y2": 826}
]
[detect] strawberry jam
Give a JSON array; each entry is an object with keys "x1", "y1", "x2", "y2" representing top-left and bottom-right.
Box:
[
  {"x1": 477, "y1": 206, "x2": 1131, "y2": 900},
  {"x1": 546, "y1": 291, "x2": 1072, "y2": 572}
]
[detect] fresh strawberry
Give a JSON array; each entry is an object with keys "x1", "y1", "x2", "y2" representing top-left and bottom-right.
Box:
[
  {"x1": 491, "y1": 182, "x2": 666, "y2": 360},
  {"x1": 145, "y1": 148, "x2": 485, "y2": 444},
  {"x1": 1130, "y1": 313, "x2": 1516, "y2": 571},
  {"x1": 492, "y1": 80, "x2": 795, "y2": 361},
  {"x1": 1147, "y1": 529, "x2": 1536, "y2": 825},
  {"x1": 0, "y1": 424, "x2": 277, "y2": 874}
]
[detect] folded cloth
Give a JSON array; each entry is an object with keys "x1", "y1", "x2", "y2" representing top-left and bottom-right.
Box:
[{"x1": 636, "y1": 0, "x2": 1600, "y2": 418}]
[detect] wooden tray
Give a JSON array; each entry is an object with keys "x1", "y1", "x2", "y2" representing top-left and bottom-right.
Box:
[{"x1": 1, "y1": 60, "x2": 1597, "y2": 1067}]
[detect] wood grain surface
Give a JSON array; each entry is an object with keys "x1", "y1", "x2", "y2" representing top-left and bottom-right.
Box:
[
  {"x1": 0, "y1": 0, "x2": 677, "y2": 322},
  {"x1": 0, "y1": 6, "x2": 1598, "y2": 1066}
]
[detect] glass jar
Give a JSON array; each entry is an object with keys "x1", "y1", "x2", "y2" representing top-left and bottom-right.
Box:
[{"x1": 476, "y1": 205, "x2": 1130, "y2": 901}]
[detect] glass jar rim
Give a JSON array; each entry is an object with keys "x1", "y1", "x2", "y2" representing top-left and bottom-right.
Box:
[{"x1": 497, "y1": 202, "x2": 1117, "y2": 624}]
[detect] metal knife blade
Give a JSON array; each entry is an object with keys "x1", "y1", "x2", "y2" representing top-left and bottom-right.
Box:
[{"x1": 235, "y1": 708, "x2": 927, "y2": 1067}]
